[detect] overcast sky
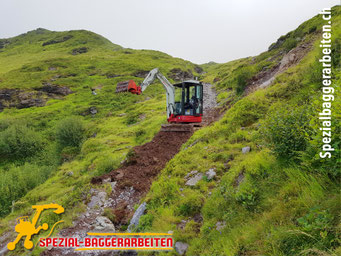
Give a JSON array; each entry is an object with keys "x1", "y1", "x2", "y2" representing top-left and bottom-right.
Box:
[{"x1": 0, "y1": 0, "x2": 339, "y2": 64}]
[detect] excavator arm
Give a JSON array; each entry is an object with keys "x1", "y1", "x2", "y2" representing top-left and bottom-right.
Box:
[{"x1": 140, "y1": 68, "x2": 175, "y2": 118}]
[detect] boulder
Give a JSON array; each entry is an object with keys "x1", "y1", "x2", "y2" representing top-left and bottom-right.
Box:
[
  {"x1": 127, "y1": 202, "x2": 147, "y2": 232},
  {"x1": 175, "y1": 242, "x2": 189, "y2": 255},
  {"x1": 185, "y1": 173, "x2": 203, "y2": 186},
  {"x1": 242, "y1": 146, "x2": 251, "y2": 154},
  {"x1": 88, "y1": 191, "x2": 107, "y2": 209},
  {"x1": 93, "y1": 216, "x2": 115, "y2": 232},
  {"x1": 71, "y1": 47, "x2": 88, "y2": 55}
]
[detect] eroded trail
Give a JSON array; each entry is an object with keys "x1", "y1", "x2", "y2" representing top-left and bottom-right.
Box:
[{"x1": 41, "y1": 83, "x2": 218, "y2": 256}]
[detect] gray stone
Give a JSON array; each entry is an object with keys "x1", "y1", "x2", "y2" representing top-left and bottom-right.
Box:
[
  {"x1": 185, "y1": 170, "x2": 198, "y2": 179},
  {"x1": 206, "y1": 168, "x2": 216, "y2": 180},
  {"x1": 93, "y1": 216, "x2": 115, "y2": 232},
  {"x1": 89, "y1": 107, "x2": 97, "y2": 115},
  {"x1": 216, "y1": 221, "x2": 226, "y2": 231},
  {"x1": 242, "y1": 146, "x2": 251, "y2": 154},
  {"x1": 175, "y1": 242, "x2": 189, "y2": 255},
  {"x1": 185, "y1": 173, "x2": 203, "y2": 186},
  {"x1": 88, "y1": 191, "x2": 106, "y2": 209},
  {"x1": 127, "y1": 202, "x2": 147, "y2": 232}
]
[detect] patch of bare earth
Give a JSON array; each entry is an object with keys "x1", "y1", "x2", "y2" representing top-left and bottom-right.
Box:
[{"x1": 245, "y1": 39, "x2": 315, "y2": 95}]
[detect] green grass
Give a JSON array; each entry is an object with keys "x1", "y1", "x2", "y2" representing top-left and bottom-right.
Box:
[
  {"x1": 1, "y1": 5, "x2": 341, "y2": 256},
  {"x1": 138, "y1": 6, "x2": 341, "y2": 256}
]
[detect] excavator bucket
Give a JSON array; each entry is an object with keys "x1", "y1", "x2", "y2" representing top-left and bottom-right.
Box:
[
  {"x1": 160, "y1": 124, "x2": 199, "y2": 132},
  {"x1": 116, "y1": 80, "x2": 141, "y2": 94},
  {"x1": 116, "y1": 80, "x2": 130, "y2": 93}
]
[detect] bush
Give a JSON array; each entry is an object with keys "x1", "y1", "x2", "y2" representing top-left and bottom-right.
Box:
[
  {"x1": 56, "y1": 117, "x2": 85, "y2": 148},
  {"x1": 0, "y1": 123, "x2": 43, "y2": 159},
  {"x1": 0, "y1": 163, "x2": 52, "y2": 217},
  {"x1": 283, "y1": 38, "x2": 298, "y2": 52},
  {"x1": 234, "y1": 66, "x2": 256, "y2": 94},
  {"x1": 261, "y1": 106, "x2": 311, "y2": 160}
]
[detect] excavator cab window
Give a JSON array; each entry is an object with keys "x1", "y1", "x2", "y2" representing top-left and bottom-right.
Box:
[{"x1": 174, "y1": 81, "x2": 203, "y2": 117}]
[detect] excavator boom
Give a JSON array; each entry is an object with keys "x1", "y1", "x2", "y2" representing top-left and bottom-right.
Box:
[{"x1": 115, "y1": 68, "x2": 203, "y2": 132}]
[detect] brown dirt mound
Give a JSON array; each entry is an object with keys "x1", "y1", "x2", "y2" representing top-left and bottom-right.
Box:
[{"x1": 92, "y1": 131, "x2": 192, "y2": 193}]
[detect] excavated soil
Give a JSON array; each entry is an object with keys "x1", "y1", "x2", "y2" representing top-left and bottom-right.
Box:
[{"x1": 92, "y1": 131, "x2": 193, "y2": 193}]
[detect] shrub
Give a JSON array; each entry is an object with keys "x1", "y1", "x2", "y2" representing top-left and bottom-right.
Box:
[
  {"x1": 0, "y1": 163, "x2": 52, "y2": 217},
  {"x1": 234, "y1": 66, "x2": 256, "y2": 94},
  {"x1": 56, "y1": 117, "x2": 85, "y2": 148},
  {"x1": 0, "y1": 123, "x2": 43, "y2": 159},
  {"x1": 283, "y1": 37, "x2": 298, "y2": 52},
  {"x1": 261, "y1": 106, "x2": 311, "y2": 160}
]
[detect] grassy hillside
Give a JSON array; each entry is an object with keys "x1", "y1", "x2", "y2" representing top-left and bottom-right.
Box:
[
  {"x1": 0, "y1": 27, "x2": 203, "y2": 254},
  {"x1": 0, "y1": 5, "x2": 340, "y2": 256},
  {"x1": 139, "y1": 6, "x2": 341, "y2": 256}
]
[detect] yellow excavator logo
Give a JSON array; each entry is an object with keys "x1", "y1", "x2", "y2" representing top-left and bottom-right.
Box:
[{"x1": 7, "y1": 203, "x2": 64, "y2": 251}]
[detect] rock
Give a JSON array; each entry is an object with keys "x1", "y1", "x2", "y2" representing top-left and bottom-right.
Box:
[
  {"x1": 175, "y1": 242, "x2": 189, "y2": 255},
  {"x1": 110, "y1": 181, "x2": 117, "y2": 191},
  {"x1": 40, "y1": 83, "x2": 73, "y2": 96},
  {"x1": 242, "y1": 146, "x2": 251, "y2": 154},
  {"x1": 216, "y1": 221, "x2": 226, "y2": 231},
  {"x1": 185, "y1": 173, "x2": 203, "y2": 186},
  {"x1": 127, "y1": 202, "x2": 147, "y2": 232},
  {"x1": 42, "y1": 35, "x2": 73, "y2": 46},
  {"x1": 206, "y1": 168, "x2": 216, "y2": 181},
  {"x1": 235, "y1": 171, "x2": 245, "y2": 187},
  {"x1": 93, "y1": 216, "x2": 115, "y2": 232},
  {"x1": 168, "y1": 68, "x2": 193, "y2": 81},
  {"x1": 105, "y1": 73, "x2": 121, "y2": 78},
  {"x1": 17, "y1": 98, "x2": 46, "y2": 109},
  {"x1": 184, "y1": 170, "x2": 198, "y2": 179},
  {"x1": 66, "y1": 171, "x2": 73, "y2": 177},
  {"x1": 88, "y1": 191, "x2": 107, "y2": 209},
  {"x1": 184, "y1": 139, "x2": 200, "y2": 150},
  {"x1": 71, "y1": 47, "x2": 88, "y2": 55},
  {"x1": 89, "y1": 107, "x2": 97, "y2": 115},
  {"x1": 48, "y1": 67, "x2": 57, "y2": 71},
  {"x1": 118, "y1": 113, "x2": 127, "y2": 117},
  {"x1": 194, "y1": 65, "x2": 204, "y2": 74},
  {"x1": 133, "y1": 70, "x2": 149, "y2": 78},
  {"x1": 177, "y1": 220, "x2": 187, "y2": 230},
  {"x1": 103, "y1": 178, "x2": 111, "y2": 183}
]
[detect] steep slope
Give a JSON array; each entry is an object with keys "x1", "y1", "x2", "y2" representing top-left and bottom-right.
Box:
[
  {"x1": 137, "y1": 6, "x2": 341, "y2": 256},
  {"x1": 0, "y1": 5, "x2": 340, "y2": 256},
  {"x1": 0, "y1": 28, "x2": 204, "y2": 255}
]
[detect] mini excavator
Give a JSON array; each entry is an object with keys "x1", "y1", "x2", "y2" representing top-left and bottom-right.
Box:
[{"x1": 116, "y1": 68, "x2": 203, "y2": 132}]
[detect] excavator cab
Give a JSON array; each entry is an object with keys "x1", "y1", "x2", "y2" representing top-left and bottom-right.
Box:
[{"x1": 169, "y1": 80, "x2": 203, "y2": 123}]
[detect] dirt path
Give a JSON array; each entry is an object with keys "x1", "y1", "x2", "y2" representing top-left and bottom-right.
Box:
[{"x1": 37, "y1": 83, "x2": 219, "y2": 256}]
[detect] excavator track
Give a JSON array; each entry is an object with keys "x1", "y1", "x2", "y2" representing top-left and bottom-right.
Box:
[{"x1": 160, "y1": 123, "x2": 201, "y2": 132}]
